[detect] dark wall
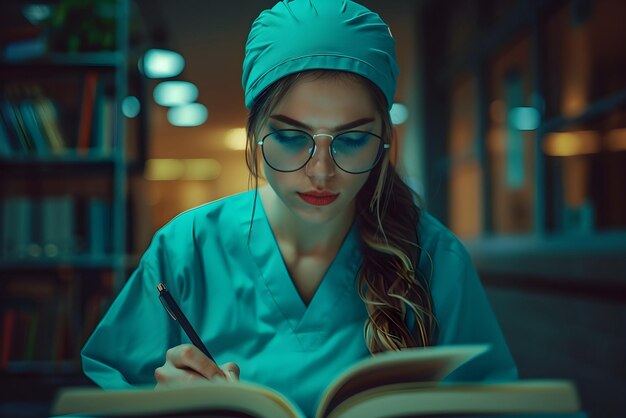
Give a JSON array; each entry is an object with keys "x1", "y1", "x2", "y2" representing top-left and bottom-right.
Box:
[{"x1": 485, "y1": 283, "x2": 626, "y2": 418}]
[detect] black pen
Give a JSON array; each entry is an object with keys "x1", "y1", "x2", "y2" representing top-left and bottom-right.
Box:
[{"x1": 157, "y1": 283, "x2": 215, "y2": 362}]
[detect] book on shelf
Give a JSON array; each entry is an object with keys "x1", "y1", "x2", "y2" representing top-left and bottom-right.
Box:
[
  {"x1": 87, "y1": 197, "x2": 111, "y2": 256},
  {"x1": 0, "y1": 299, "x2": 47, "y2": 367},
  {"x1": 0, "y1": 309, "x2": 16, "y2": 369},
  {"x1": 40, "y1": 196, "x2": 76, "y2": 258},
  {"x1": 0, "y1": 79, "x2": 115, "y2": 157},
  {"x1": 92, "y1": 87, "x2": 114, "y2": 155},
  {"x1": 0, "y1": 93, "x2": 30, "y2": 153},
  {"x1": 0, "y1": 13, "x2": 46, "y2": 62},
  {"x1": 0, "y1": 195, "x2": 114, "y2": 262},
  {"x1": 18, "y1": 97, "x2": 50, "y2": 155},
  {"x1": 1, "y1": 196, "x2": 33, "y2": 259},
  {"x1": 31, "y1": 86, "x2": 68, "y2": 153},
  {"x1": 76, "y1": 70, "x2": 99, "y2": 154},
  {"x1": 0, "y1": 280, "x2": 56, "y2": 366},
  {"x1": 0, "y1": 273, "x2": 112, "y2": 370},
  {"x1": 2, "y1": 36, "x2": 47, "y2": 62},
  {"x1": 0, "y1": 110, "x2": 13, "y2": 156},
  {"x1": 52, "y1": 345, "x2": 582, "y2": 418},
  {"x1": 0, "y1": 85, "x2": 68, "y2": 155}
]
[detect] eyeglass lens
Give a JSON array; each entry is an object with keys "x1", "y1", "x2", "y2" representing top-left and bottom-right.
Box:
[{"x1": 260, "y1": 130, "x2": 384, "y2": 173}]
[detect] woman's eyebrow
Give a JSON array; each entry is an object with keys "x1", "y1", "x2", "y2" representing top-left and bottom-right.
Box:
[{"x1": 269, "y1": 114, "x2": 375, "y2": 131}]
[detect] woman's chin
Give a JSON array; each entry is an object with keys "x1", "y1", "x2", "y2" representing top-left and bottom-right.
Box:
[{"x1": 290, "y1": 199, "x2": 354, "y2": 226}]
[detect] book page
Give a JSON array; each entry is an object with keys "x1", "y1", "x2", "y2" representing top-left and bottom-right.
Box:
[
  {"x1": 316, "y1": 344, "x2": 489, "y2": 418},
  {"x1": 326, "y1": 380, "x2": 581, "y2": 418},
  {"x1": 52, "y1": 380, "x2": 304, "y2": 418}
]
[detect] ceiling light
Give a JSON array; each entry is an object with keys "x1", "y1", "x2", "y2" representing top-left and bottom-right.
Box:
[
  {"x1": 140, "y1": 49, "x2": 185, "y2": 79},
  {"x1": 167, "y1": 103, "x2": 208, "y2": 127},
  {"x1": 390, "y1": 103, "x2": 409, "y2": 125},
  {"x1": 121, "y1": 96, "x2": 141, "y2": 118},
  {"x1": 509, "y1": 107, "x2": 541, "y2": 131},
  {"x1": 153, "y1": 81, "x2": 198, "y2": 107}
]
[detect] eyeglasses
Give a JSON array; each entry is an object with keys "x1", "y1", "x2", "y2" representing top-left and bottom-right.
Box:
[{"x1": 257, "y1": 129, "x2": 390, "y2": 174}]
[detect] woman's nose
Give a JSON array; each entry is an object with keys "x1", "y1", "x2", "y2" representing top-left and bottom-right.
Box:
[{"x1": 305, "y1": 137, "x2": 335, "y2": 178}]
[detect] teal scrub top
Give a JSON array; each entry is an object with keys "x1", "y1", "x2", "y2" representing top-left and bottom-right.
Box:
[{"x1": 82, "y1": 190, "x2": 518, "y2": 418}]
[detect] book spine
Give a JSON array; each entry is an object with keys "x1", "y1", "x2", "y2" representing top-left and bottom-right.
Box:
[
  {"x1": 102, "y1": 97, "x2": 114, "y2": 153},
  {"x1": 88, "y1": 198, "x2": 109, "y2": 256},
  {"x1": 0, "y1": 199, "x2": 7, "y2": 258},
  {"x1": 90, "y1": 78, "x2": 107, "y2": 155},
  {"x1": 23, "y1": 306, "x2": 39, "y2": 361},
  {"x1": 5, "y1": 88, "x2": 35, "y2": 151},
  {"x1": 40, "y1": 196, "x2": 76, "y2": 258},
  {"x1": 32, "y1": 90, "x2": 68, "y2": 154},
  {"x1": 77, "y1": 71, "x2": 99, "y2": 154},
  {"x1": 0, "y1": 309, "x2": 17, "y2": 369},
  {"x1": 2, "y1": 37, "x2": 47, "y2": 62},
  {"x1": 19, "y1": 99, "x2": 50, "y2": 156},
  {"x1": 0, "y1": 114, "x2": 14, "y2": 156},
  {"x1": 2, "y1": 197, "x2": 34, "y2": 259},
  {"x1": 0, "y1": 95, "x2": 29, "y2": 153}
]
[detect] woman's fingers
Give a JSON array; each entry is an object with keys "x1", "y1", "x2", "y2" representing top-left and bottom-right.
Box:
[
  {"x1": 154, "y1": 363, "x2": 204, "y2": 386},
  {"x1": 221, "y1": 362, "x2": 240, "y2": 381},
  {"x1": 166, "y1": 344, "x2": 226, "y2": 380},
  {"x1": 155, "y1": 344, "x2": 241, "y2": 387}
]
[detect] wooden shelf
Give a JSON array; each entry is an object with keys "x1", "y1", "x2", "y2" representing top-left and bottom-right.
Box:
[
  {"x1": 1, "y1": 360, "x2": 82, "y2": 375},
  {"x1": 0, "y1": 255, "x2": 121, "y2": 270},
  {"x1": 0, "y1": 254, "x2": 142, "y2": 271},
  {"x1": 1, "y1": 51, "x2": 124, "y2": 69},
  {"x1": 0, "y1": 153, "x2": 117, "y2": 166}
]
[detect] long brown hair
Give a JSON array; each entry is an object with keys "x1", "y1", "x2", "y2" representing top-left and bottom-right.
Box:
[{"x1": 245, "y1": 70, "x2": 436, "y2": 353}]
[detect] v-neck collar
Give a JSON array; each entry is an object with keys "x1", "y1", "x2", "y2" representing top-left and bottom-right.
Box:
[{"x1": 242, "y1": 192, "x2": 362, "y2": 342}]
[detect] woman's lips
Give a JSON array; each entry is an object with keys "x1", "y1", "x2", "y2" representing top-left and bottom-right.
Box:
[{"x1": 297, "y1": 192, "x2": 339, "y2": 206}]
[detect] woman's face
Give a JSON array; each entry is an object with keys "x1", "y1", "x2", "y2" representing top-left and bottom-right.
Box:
[{"x1": 259, "y1": 75, "x2": 381, "y2": 225}]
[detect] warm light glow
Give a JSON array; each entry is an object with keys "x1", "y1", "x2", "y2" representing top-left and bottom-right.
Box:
[
  {"x1": 145, "y1": 159, "x2": 185, "y2": 180},
  {"x1": 561, "y1": 25, "x2": 590, "y2": 118},
  {"x1": 185, "y1": 159, "x2": 222, "y2": 180},
  {"x1": 121, "y1": 96, "x2": 140, "y2": 118},
  {"x1": 145, "y1": 159, "x2": 221, "y2": 181},
  {"x1": 389, "y1": 103, "x2": 409, "y2": 125},
  {"x1": 543, "y1": 131, "x2": 601, "y2": 156},
  {"x1": 153, "y1": 81, "x2": 198, "y2": 107},
  {"x1": 490, "y1": 100, "x2": 506, "y2": 124},
  {"x1": 224, "y1": 128, "x2": 248, "y2": 150},
  {"x1": 509, "y1": 106, "x2": 541, "y2": 131},
  {"x1": 140, "y1": 49, "x2": 185, "y2": 79},
  {"x1": 562, "y1": 93, "x2": 587, "y2": 118},
  {"x1": 167, "y1": 103, "x2": 208, "y2": 127},
  {"x1": 606, "y1": 128, "x2": 626, "y2": 151}
]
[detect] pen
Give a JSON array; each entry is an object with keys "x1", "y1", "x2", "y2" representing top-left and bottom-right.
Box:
[{"x1": 157, "y1": 283, "x2": 215, "y2": 362}]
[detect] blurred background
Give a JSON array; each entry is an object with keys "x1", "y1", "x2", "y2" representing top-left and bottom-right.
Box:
[{"x1": 0, "y1": 0, "x2": 624, "y2": 417}]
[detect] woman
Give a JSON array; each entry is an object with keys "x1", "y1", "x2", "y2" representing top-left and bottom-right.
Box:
[{"x1": 82, "y1": 1, "x2": 517, "y2": 417}]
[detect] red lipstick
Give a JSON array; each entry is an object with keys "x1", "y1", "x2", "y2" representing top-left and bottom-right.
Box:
[{"x1": 298, "y1": 191, "x2": 339, "y2": 206}]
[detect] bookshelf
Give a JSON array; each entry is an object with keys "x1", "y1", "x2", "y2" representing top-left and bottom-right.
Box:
[{"x1": 0, "y1": 0, "x2": 135, "y2": 411}]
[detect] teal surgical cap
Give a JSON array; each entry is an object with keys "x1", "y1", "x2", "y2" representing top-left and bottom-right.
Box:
[{"x1": 242, "y1": 0, "x2": 399, "y2": 110}]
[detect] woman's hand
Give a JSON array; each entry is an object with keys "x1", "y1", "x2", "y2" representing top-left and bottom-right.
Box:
[{"x1": 154, "y1": 344, "x2": 240, "y2": 388}]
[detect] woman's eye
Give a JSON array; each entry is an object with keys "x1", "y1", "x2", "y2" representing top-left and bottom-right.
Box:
[
  {"x1": 275, "y1": 131, "x2": 308, "y2": 142},
  {"x1": 336, "y1": 134, "x2": 368, "y2": 147}
]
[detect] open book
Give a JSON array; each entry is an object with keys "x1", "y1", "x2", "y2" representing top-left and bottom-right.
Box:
[{"x1": 52, "y1": 345, "x2": 581, "y2": 418}]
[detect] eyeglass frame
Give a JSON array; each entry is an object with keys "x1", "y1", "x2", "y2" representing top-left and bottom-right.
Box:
[{"x1": 257, "y1": 129, "x2": 391, "y2": 174}]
